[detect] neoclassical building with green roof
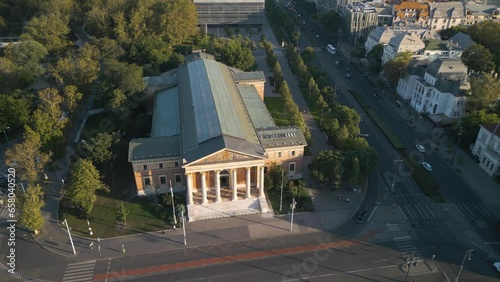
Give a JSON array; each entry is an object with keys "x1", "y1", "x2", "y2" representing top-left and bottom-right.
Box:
[{"x1": 128, "y1": 53, "x2": 307, "y2": 221}]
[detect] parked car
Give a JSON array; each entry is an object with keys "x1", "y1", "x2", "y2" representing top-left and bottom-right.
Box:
[
  {"x1": 493, "y1": 262, "x2": 500, "y2": 273},
  {"x1": 415, "y1": 144, "x2": 425, "y2": 153},
  {"x1": 345, "y1": 73, "x2": 351, "y2": 78},
  {"x1": 356, "y1": 210, "x2": 367, "y2": 224},
  {"x1": 335, "y1": 60, "x2": 340, "y2": 66},
  {"x1": 422, "y1": 162, "x2": 433, "y2": 171}
]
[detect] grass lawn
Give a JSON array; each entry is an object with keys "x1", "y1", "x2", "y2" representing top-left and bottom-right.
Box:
[
  {"x1": 266, "y1": 189, "x2": 293, "y2": 215},
  {"x1": 81, "y1": 112, "x2": 115, "y2": 141},
  {"x1": 59, "y1": 196, "x2": 167, "y2": 238},
  {"x1": 264, "y1": 97, "x2": 291, "y2": 126}
]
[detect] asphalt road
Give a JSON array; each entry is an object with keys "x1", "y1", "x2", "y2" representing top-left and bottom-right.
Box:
[{"x1": 283, "y1": 0, "x2": 500, "y2": 279}]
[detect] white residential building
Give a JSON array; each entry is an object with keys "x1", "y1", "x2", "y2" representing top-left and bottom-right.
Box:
[
  {"x1": 427, "y1": 2, "x2": 466, "y2": 31},
  {"x1": 472, "y1": 123, "x2": 500, "y2": 177},
  {"x1": 381, "y1": 32, "x2": 425, "y2": 65},
  {"x1": 398, "y1": 59, "x2": 469, "y2": 120}
]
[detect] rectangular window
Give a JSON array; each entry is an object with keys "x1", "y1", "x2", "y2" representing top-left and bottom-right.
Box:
[
  {"x1": 160, "y1": 176, "x2": 166, "y2": 185},
  {"x1": 480, "y1": 133, "x2": 487, "y2": 142},
  {"x1": 289, "y1": 162, "x2": 296, "y2": 173},
  {"x1": 175, "y1": 174, "x2": 182, "y2": 184},
  {"x1": 143, "y1": 165, "x2": 148, "y2": 170},
  {"x1": 291, "y1": 150, "x2": 296, "y2": 156},
  {"x1": 144, "y1": 178, "x2": 151, "y2": 186},
  {"x1": 159, "y1": 163, "x2": 164, "y2": 169},
  {"x1": 278, "y1": 152, "x2": 282, "y2": 157},
  {"x1": 174, "y1": 161, "x2": 179, "y2": 167}
]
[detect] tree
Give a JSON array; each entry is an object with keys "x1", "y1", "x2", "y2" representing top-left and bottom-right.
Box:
[
  {"x1": 347, "y1": 156, "x2": 360, "y2": 186},
  {"x1": 129, "y1": 37, "x2": 172, "y2": 67},
  {"x1": 21, "y1": 13, "x2": 70, "y2": 53},
  {"x1": 92, "y1": 37, "x2": 125, "y2": 60},
  {"x1": 468, "y1": 74, "x2": 500, "y2": 112},
  {"x1": 367, "y1": 44, "x2": 384, "y2": 73},
  {"x1": 0, "y1": 91, "x2": 33, "y2": 130},
  {"x1": 264, "y1": 163, "x2": 285, "y2": 191},
  {"x1": 383, "y1": 51, "x2": 413, "y2": 87},
  {"x1": 308, "y1": 150, "x2": 344, "y2": 189},
  {"x1": 5, "y1": 128, "x2": 52, "y2": 184},
  {"x1": 63, "y1": 85, "x2": 83, "y2": 113},
  {"x1": 82, "y1": 132, "x2": 121, "y2": 164},
  {"x1": 4, "y1": 40, "x2": 48, "y2": 84},
  {"x1": 66, "y1": 159, "x2": 109, "y2": 215},
  {"x1": 29, "y1": 110, "x2": 66, "y2": 153},
  {"x1": 148, "y1": 0, "x2": 199, "y2": 45},
  {"x1": 461, "y1": 110, "x2": 500, "y2": 147},
  {"x1": 108, "y1": 88, "x2": 127, "y2": 113},
  {"x1": 49, "y1": 44, "x2": 100, "y2": 86},
  {"x1": 19, "y1": 184, "x2": 45, "y2": 233},
  {"x1": 38, "y1": 88, "x2": 64, "y2": 121},
  {"x1": 102, "y1": 59, "x2": 145, "y2": 96},
  {"x1": 466, "y1": 21, "x2": 500, "y2": 72},
  {"x1": 461, "y1": 43, "x2": 495, "y2": 74},
  {"x1": 116, "y1": 203, "x2": 130, "y2": 227}
]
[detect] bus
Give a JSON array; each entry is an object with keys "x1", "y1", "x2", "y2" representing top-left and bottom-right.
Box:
[{"x1": 327, "y1": 44, "x2": 336, "y2": 55}]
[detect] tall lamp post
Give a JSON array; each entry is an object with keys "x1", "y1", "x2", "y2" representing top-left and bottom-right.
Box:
[
  {"x1": 455, "y1": 249, "x2": 473, "y2": 282},
  {"x1": 181, "y1": 208, "x2": 187, "y2": 246},
  {"x1": 450, "y1": 126, "x2": 464, "y2": 165},
  {"x1": 170, "y1": 180, "x2": 177, "y2": 229},
  {"x1": 1, "y1": 126, "x2": 10, "y2": 147},
  {"x1": 62, "y1": 219, "x2": 76, "y2": 255},
  {"x1": 279, "y1": 170, "x2": 284, "y2": 212},
  {"x1": 290, "y1": 197, "x2": 296, "y2": 232},
  {"x1": 404, "y1": 252, "x2": 419, "y2": 282}
]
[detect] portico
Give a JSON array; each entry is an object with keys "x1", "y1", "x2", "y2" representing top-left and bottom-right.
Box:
[{"x1": 185, "y1": 165, "x2": 265, "y2": 205}]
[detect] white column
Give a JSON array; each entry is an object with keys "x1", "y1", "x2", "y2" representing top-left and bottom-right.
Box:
[
  {"x1": 201, "y1": 171, "x2": 207, "y2": 205},
  {"x1": 186, "y1": 173, "x2": 193, "y2": 205},
  {"x1": 259, "y1": 166, "x2": 265, "y2": 198},
  {"x1": 246, "y1": 167, "x2": 251, "y2": 199},
  {"x1": 215, "y1": 170, "x2": 221, "y2": 203},
  {"x1": 232, "y1": 169, "x2": 238, "y2": 201}
]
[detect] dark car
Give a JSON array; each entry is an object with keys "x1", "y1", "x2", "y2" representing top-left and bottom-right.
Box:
[{"x1": 356, "y1": 210, "x2": 367, "y2": 224}]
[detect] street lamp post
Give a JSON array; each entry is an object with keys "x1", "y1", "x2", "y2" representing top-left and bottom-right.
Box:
[
  {"x1": 1, "y1": 126, "x2": 10, "y2": 147},
  {"x1": 62, "y1": 219, "x2": 76, "y2": 255},
  {"x1": 181, "y1": 209, "x2": 186, "y2": 245},
  {"x1": 290, "y1": 198, "x2": 296, "y2": 232},
  {"x1": 280, "y1": 170, "x2": 284, "y2": 212},
  {"x1": 450, "y1": 126, "x2": 464, "y2": 165},
  {"x1": 170, "y1": 180, "x2": 177, "y2": 230},
  {"x1": 86, "y1": 219, "x2": 93, "y2": 236},
  {"x1": 455, "y1": 249, "x2": 473, "y2": 282},
  {"x1": 404, "y1": 252, "x2": 419, "y2": 282}
]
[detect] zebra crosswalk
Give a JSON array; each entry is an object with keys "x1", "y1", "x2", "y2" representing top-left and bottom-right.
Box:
[
  {"x1": 62, "y1": 260, "x2": 96, "y2": 282},
  {"x1": 400, "y1": 204, "x2": 437, "y2": 220},
  {"x1": 393, "y1": 236, "x2": 420, "y2": 258},
  {"x1": 386, "y1": 223, "x2": 400, "y2": 232},
  {"x1": 452, "y1": 202, "x2": 492, "y2": 218}
]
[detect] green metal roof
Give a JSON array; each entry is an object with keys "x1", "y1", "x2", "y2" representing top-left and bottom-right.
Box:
[
  {"x1": 128, "y1": 136, "x2": 181, "y2": 161},
  {"x1": 238, "y1": 84, "x2": 276, "y2": 129},
  {"x1": 257, "y1": 127, "x2": 307, "y2": 148},
  {"x1": 232, "y1": 71, "x2": 265, "y2": 82},
  {"x1": 151, "y1": 88, "x2": 180, "y2": 137}
]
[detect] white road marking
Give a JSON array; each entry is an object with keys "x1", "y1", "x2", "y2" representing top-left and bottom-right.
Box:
[{"x1": 452, "y1": 203, "x2": 465, "y2": 217}]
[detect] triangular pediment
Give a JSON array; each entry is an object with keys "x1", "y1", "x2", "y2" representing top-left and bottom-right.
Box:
[{"x1": 185, "y1": 149, "x2": 263, "y2": 166}]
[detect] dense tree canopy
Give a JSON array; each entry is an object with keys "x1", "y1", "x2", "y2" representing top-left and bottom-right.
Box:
[
  {"x1": 367, "y1": 44, "x2": 384, "y2": 74},
  {"x1": 461, "y1": 110, "x2": 500, "y2": 147},
  {"x1": 0, "y1": 90, "x2": 33, "y2": 130},
  {"x1": 383, "y1": 51, "x2": 413, "y2": 87},
  {"x1": 466, "y1": 21, "x2": 500, "y2": 73},
  {"x1": 66, "y1": 158, "x2": 109, "y2": 215},
  {"x1": 49, "y1": 43, "x2": 101, "y2": 87},
  {"x1": 21, "y1": 13, "x2": 70, "y2": 52},
  {"x1": 85, "y1": 0, "x2": 198, "y2": 46},
  {"x1": 5, "y1": 127, "x2": 52, "y2": 184},
  {"x1": 19, "y1": 184, "x2": 45, "y2": 233},
  {"x1": 461, "y1": 43, "x2": 495, "y2": 74},
  {"x1": 468, "y1": 74, "x2": 500, "y2": 113}
]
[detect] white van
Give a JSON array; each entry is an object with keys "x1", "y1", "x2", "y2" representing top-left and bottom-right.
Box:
[{"x1": 327, "y1": 44, "x2": 336, "y2": 55}]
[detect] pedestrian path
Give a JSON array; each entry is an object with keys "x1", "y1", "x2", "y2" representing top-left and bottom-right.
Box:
[
  {"x1": 61, "y1": 260, "x2": 96, "y2": 282},
  {"x1": 393, "y1": 236, "x2": 421, "y2": 258},
  {"x1": 399, "y1": 204, "x2": 437, "y2": 220},
  {"x1": 452, "y1": 202, "x2": 493, "y2": 219}
]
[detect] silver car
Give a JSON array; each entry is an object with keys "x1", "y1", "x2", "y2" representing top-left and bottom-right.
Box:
[{"x1": 422, "y1": 162, "x2": 432, "y2": 171}]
